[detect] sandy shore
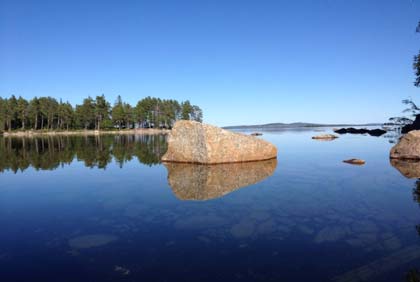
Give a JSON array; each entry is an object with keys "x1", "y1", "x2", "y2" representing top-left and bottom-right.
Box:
[{"x1": 1, "y1": 128, "x2": 170, "y2": 137}]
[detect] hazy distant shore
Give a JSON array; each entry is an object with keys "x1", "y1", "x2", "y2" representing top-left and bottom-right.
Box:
[
  {"x1": 1, "y1": 128, "x2": 170, "y2": 137},
  {"x1": 223, "y1": 122, "x2": 384, "y2": 130}
]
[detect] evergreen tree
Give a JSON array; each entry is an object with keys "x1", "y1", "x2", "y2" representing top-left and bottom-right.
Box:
[
  {"x1": 112, "y1": 95, "x2": 125, "y2": 130},
  {"x1": 191, "y1": 105, "x2": 203, "y2": 122},
  {"x1": 28, "y1": 97, "x2": 40, "y2": 130},
  {"x1": 76, "y1": 97, "x2": 95, "y2": 130},
  {"x1": 123, "y1": 103, "x2": 134, "y2": 129},
  {"x1": 5, "y1": 96, "x2": 18, "y2": 131},
  {"x1": 16, "y1": 96, "x2": 29, "y2": 130},
  {"x1": 58, "y1": 101, "x2": 74, "y2": 130},
  {"x1": 94, "y1": 95, "x2": 110, "y2": 130},
  {"x1": 0, "y1": 98, "x2": 5, "y2": 131},
  {"x1": 181, "y1": 100, "x2": 192, "y2": 120}
]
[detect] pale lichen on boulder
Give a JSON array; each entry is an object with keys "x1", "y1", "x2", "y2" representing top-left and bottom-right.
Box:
[{"x1": 161, "y1": 120, "x2": 277, "y2": 164}]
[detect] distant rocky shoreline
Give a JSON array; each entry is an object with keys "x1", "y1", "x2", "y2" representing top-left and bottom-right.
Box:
[{"x1": 224, "y1": 122, "x2": 383, "y2": 130}]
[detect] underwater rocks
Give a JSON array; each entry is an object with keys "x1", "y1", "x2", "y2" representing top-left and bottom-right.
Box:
[
  {"x1": 334, "y1": 127, "x2": 386, "y2": 137},
  {"x1": 161, "y1": 120, "x2": 277, "y2": 164},
  {"x1": 68, "y1": 234, "x2": 118, "y2": 249},
  {"x1": 314, "y1": 226, "x2": 350, "y2": 243}
]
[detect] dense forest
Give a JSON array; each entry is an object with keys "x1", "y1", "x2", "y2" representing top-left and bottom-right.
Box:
[{"x1": 0, "y1": 95, "x2": 203, "y2": 132}]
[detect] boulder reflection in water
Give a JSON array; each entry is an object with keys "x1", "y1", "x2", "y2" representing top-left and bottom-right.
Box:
[
  {"x1": 390, "y1": 159, "x2": 420, "y2": 179},
  {"x1": 163, "y1": 159, "x2": 277, "y2": 201}
]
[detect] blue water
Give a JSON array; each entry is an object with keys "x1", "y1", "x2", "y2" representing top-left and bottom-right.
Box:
[{"x1": 0, "y1": 129, "x2": 419, "y2": 282}]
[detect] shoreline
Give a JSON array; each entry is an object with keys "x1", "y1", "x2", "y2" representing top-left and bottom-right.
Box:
[{"x1": 1, "y1": 128, "x2": 170, "y2": 137}]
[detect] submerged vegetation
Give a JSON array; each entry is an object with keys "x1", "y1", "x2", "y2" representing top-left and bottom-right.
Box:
[
  {"x1": 0, "y1": 134, "x2": 167, "y2": 172},
  {"x1": 0, "y1": 95, "x2": 202, "y2": 132}
]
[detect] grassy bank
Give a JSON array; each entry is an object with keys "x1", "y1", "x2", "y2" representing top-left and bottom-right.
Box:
[{"x1": 1, "y1": 128, "x2": 170, "y2": 137}]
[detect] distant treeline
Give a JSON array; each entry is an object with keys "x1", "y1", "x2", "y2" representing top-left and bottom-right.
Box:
[{"x1": 0, "y1": 95, "x2": 203, "y2": 132}]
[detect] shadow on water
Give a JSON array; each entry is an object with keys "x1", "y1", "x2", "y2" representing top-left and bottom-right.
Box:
[
  {"x1": 163, "y1": 159, "x2": 277, "y2": 200},
  {"x1": 0, "y1": 134, "x2": 167, "y2": 172}
]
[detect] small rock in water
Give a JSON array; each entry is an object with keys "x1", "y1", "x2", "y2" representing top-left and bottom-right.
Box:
[
  {"x1": 343, "y1": 159, "x2": 365, "y2": 165},
  {"x1": 311, "y1": 134, "x2": 338, "y2": 140},
  {"x1": 250, "y1": 132, "x2": 263, "y2": 136}
]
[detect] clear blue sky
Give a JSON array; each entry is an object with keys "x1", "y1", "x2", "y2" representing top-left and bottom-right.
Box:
[{"x1": 0, "y1": 0, "x2": 419, "y2": 126}]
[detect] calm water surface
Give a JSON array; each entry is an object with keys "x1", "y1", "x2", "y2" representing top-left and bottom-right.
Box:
[{"x1": 0, "y1": 129, "x2": 419, "y2": 282}]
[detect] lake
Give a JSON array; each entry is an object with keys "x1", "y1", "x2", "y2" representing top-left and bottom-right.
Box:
[{"x1": 0, "y1": 129, "x2": 419, "y2": 282}]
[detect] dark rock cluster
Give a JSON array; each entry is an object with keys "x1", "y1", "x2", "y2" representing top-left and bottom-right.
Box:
[{"x1": 334, "y1": 127, "x2": 386, "y2": 137}]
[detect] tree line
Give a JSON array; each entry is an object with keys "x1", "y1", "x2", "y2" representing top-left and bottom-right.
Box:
[{"x1": 0, "y1": 95, "x2": 203, "y2": 132}]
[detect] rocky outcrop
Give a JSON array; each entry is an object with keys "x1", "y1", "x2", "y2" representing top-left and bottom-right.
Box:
[
  {"x1": 164, "y1": 159, "x2": 277, "y2": 200},
  {"x1": 312, "y1": 134, "x2": 338, "y2": 140},
  {"x1": 334, "y1": 128, "x2": 386, "y2": 137},
  {"x1": 161, "y1": 121, "x2": 277, "y2": 164},
  {"x1": 343, "y1": 159, "x2": 365, "y2": 165},
  {"x1": 390, "y1": 130, "x2": 420, "y2": 160}
]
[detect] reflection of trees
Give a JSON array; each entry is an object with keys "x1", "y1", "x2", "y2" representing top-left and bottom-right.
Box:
[
  {"x1": 407, "y1": 267, "x2": 420, "y2": 282},
  {"x1": 413, "y1": 180, "x2": 420, "y2": 238},
  {"x1": 0, "y1": 134, "x2": 167, "y2": 173}
]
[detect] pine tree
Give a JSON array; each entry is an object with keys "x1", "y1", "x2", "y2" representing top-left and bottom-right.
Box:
[{"x1": 112, "y1": 95, "x2": 125, "y2": 130}]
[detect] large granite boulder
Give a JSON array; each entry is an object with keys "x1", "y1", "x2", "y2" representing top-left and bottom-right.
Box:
[
  {"x1": 164, "y1": 159, "x2": 277, "y2": 200},
  {"x1": 390, "y1": 130, "x2": 420, "y2": 160},
  {"x1": 161, "y1": 121, "x2": 277, "y2": 164}
]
